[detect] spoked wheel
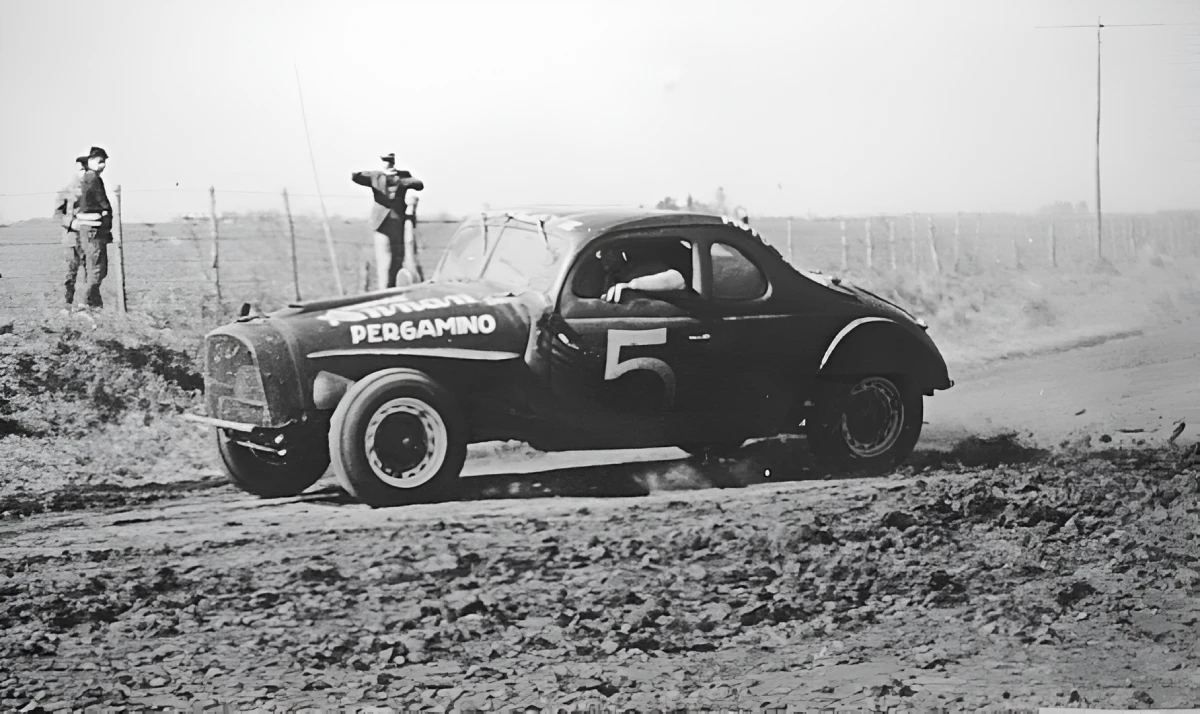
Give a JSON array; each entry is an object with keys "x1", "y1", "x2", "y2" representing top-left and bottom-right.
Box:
[
  {"x1": 807, "y1": 375, "x2": 922, "y2": 477},
  {"x1": 329, "y1": 369, "x2": 468, "y2": 508}
]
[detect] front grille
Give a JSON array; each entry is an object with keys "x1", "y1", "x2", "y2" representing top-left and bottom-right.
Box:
[{"x1": 205, "y1": 334, "x2": 268, "y2": 426}]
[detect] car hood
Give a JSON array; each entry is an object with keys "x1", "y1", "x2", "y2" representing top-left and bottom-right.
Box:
[{"x1": 250, "y1": 281, "x2": 547, "y2": 360}]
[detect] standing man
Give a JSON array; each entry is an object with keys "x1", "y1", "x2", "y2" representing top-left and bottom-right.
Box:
[
  {"x1": 351, "y1": 153, "x2": 424, "y2": 290},
  {"x1": 54, "y1": 154, "x2": 88, "y2": 309},
  {"x1": 73, "y1": 146, "x2": 114, "y2": 310}
]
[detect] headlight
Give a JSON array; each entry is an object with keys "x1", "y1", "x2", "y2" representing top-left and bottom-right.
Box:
[{"x1": 233, "y1": 365, "x2": 267, "y2": 402}]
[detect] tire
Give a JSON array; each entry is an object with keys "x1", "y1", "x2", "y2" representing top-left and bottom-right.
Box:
[
  {"x1": 328, "y1": 368, "x2": 468, "y2": 508},
  {"x1": 678, "y1": 440, "x2": 746, "y2": 461},
  {"x1": 806, "y1": 375, "x2": 923, "y2": 477},
  {"x1": 217, "y1": 425, "x2": 330, "y2": 498}
]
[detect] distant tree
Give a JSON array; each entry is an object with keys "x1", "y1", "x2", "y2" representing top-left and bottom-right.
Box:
[
  {"x1": 653, "y1": 187, "x2": 741, "y2": 217},
  {"x1": 1037, "y1": 201, "x2": 1079, "y2": 215}
]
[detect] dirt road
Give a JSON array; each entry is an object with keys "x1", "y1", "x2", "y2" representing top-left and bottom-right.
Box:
[{"x1": 2, "y1": 318, "x2": 1198, "y2": 711}]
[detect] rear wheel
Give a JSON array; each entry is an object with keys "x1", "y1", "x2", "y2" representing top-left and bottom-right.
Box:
[
  {"x1": 329, "y1": 369, "x2": 468, "y2": 508},
  {"x1": 807, "y1": 375, "x2": 922, "y2": 477},
  {"x1": 217, "y1": 424, "x2": 331, "y2": 498}
]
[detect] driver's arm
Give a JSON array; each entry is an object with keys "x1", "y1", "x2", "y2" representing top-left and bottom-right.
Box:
[
  {"x1": 603, "y1": 268, "x2": 686, "y2": 303},
  {"x1": 629, "y1": 269, "x2": 685, "y2": 292}
]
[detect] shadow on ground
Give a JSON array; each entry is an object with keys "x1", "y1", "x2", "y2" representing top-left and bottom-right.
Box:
[
  {"x1": 300, "y1": 433, "x2": 1062, "y2": 509},
  {"x1": 1, "y1": 432, "x2": 1096, "y2": 517}
]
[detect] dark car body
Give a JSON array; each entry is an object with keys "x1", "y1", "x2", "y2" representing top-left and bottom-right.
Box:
[{"x1": 198, "y1": 208, "x2": 952, "y2": 454}]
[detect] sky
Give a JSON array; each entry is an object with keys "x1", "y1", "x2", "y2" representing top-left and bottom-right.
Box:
[{"x1": 2, "y1": 0, "x2": 1200, "y2": 223}]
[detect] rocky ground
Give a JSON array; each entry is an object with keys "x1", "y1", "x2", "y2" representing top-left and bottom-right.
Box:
[{"x1": 1, "y1": 440, "x2": 1198, "y2": 711}]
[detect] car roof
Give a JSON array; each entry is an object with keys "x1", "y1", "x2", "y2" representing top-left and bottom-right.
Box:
[{"x1": 480, "y1": 206, "x2": 731, "y2": 241}]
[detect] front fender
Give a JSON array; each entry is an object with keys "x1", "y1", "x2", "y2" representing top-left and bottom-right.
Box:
[{"x1": 818, "y1": 318, "x2": 953, "y2": 395}]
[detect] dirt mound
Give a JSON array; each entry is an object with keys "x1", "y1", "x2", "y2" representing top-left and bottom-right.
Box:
[
  {"x1": 0, "y1": 321, "x2": 202, "y2": 437},
  {"x1": 0, "y1": 314, "x2": 214, "y2": 496}
]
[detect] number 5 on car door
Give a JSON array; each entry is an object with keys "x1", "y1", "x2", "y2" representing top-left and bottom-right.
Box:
[{"x1": 604, "y1": 328, "x2": 676, "y2": 410}]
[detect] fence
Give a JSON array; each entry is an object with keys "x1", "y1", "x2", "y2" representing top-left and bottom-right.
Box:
[{"x1": 2, "y1": 186, "x2": 1198, "y2": 324}]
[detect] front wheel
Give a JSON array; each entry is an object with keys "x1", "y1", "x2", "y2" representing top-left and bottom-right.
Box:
[
  {"x1": 217, "y1": 425, "x2": 331, "y2": 498},
  {"x1": 806, "y1": 375, "x2": 923, "y2": 477},
  {"x1": 329, "y1": 368, "x2": 468, "y2": 508}
]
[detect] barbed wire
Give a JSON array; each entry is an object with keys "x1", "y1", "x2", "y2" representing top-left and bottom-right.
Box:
[{"x1": 3, "y1": 195, "x2": 1196, "y2": 318}]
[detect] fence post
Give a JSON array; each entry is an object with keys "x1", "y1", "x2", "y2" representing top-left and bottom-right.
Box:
[
  {"x1": 1012, "y1": 217, "x2": 1022, "y2": 270},
  {"x1": 909, "y1": 213, "x2": 918, "y2": 270},
  {"x1": 888, "y1": 218, "x2": 896, "y2": 271},
  {"x1": 1048, "y1": 221, "x2": 1057, "y2": 268},
  {"x1": 975, "y1": 214, "x2": 983, "y2": 264},
  {"x1": 786, "y1": 218, "x2": 794, "y2": 265},
  {"x1": 112, "y1": 185, "x2": 127, "y2": 313},
  {"x1": 953, "y1": 212, "x2": 961, "y2": 272},
  {"x1": 208, "y1": 186, "x2": 222, "y2": 306},
  {"x1": 1130, "y1": 216, "x2": 1139, "y2": 258},
  {"x1": 839, "y1": 219, "x2": 848, "y2": 272},
  {"x1": 281, "y1": 189, "x2": 301, "y2": 302},
  {"x1": 927, "y1": 216, "x2": 941, "y2": 274},
  {"x1": 864, "y1": 218, "x2": 874, "y2": 271}
]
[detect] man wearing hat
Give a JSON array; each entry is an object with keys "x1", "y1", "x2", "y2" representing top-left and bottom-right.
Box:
[
  {"x1": 72, "y1": 146, "x2": 114, "y2": 309},
  {"x1": 351, "y1": 153, "x2": 424, "y2": 290},
  {"x1": 53, "y1": 154, "x2": 89, "y2": 308}
]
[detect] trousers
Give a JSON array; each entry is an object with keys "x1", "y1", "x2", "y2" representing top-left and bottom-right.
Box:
[
  {"x1": 373, "y1": 216, "x2": 421, "y2": 289},
  {"x1": 68, "y1": 227, "x2": 108, "y2": 308}
]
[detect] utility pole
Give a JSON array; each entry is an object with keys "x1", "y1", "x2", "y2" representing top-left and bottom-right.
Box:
[{"x1": 1036, "y1": 17, "x2": 1173, "y2": 263}]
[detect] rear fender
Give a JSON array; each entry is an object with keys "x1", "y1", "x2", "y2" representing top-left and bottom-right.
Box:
[{"x1": 817, "y1": 318, "x2": 952, "y2": 395}]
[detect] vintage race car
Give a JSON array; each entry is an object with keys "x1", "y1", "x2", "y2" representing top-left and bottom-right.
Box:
[{"x1": 189, "y1": 208, "x2": 953, "y2": 507}]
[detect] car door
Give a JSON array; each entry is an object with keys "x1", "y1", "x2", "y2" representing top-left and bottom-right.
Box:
[
  {"x1": 544, "y1": 234, "x2": 718, "y2": 427},
  {"x1": 695, "y1": 233, "x2": 805, "y2": 433}
]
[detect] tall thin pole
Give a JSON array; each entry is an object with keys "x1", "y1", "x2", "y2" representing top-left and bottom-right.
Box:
[
  {"x1": 113, "y1": 185, "x2": 127, "y2": 313},
  {"x1": 282, "y1": 188, "x2": 301, "y2": 302},
  {"x1": 1095, "y1": 19, "x2": 1103, "y2": 262},
  {"x1": 1036, "y1": 18, "x2": 1180, "y2": 263},
  {"x1": 209, "y1": 186, "x2": 222, "y2": 306},
  {"x1": 294, "y1": 58, "x2": 344, "y2": 296}
]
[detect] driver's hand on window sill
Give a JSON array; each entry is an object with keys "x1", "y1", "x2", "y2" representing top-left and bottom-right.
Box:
[{"x1": 602, "y1": 282, "x2": 631, "y2": 303}]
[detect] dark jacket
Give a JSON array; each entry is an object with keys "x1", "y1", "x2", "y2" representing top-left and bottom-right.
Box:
[
  {"x1": 74, "y1": 170, "x2": 113, "y2": 239},
  {"x1": 352, "y1": 169, "x2": 424, "y2": 231}
]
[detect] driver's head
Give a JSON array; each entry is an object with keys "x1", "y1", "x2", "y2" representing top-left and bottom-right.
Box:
[{"x1": 598, "y1": 246, "x2": 627, "y2": 274}]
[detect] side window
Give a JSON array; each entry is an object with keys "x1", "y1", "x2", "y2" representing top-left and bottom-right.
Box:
[
  {"x1": 711, "y1": 241, "x2": 767, "y2": 300},
  {"x1": 572, "y1": 238, "x2": 694, "y2": 299}
]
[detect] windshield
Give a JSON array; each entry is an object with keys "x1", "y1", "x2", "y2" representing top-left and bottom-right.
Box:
[
  {"x1": 434, "y1": 216, "x2": 570, "y2": 293},
  {"x1": 434, "y1": 219, "x2": 489, "y2": 283}
]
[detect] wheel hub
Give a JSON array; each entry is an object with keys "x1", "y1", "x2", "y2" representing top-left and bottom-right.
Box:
[
  {"x1": 841, "y1": 377, "x2": 904, "y2": 458},
  {"x1": 364, "y1": 397, "x2": 449, "y2": 489},
  {"x1": 372, "y1": 412, "x2": 428, "y2": 474}
]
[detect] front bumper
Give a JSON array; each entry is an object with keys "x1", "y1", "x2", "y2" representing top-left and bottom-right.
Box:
[{"x1": 181, "y1": 413, "x2": 257, "y2": 433}]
